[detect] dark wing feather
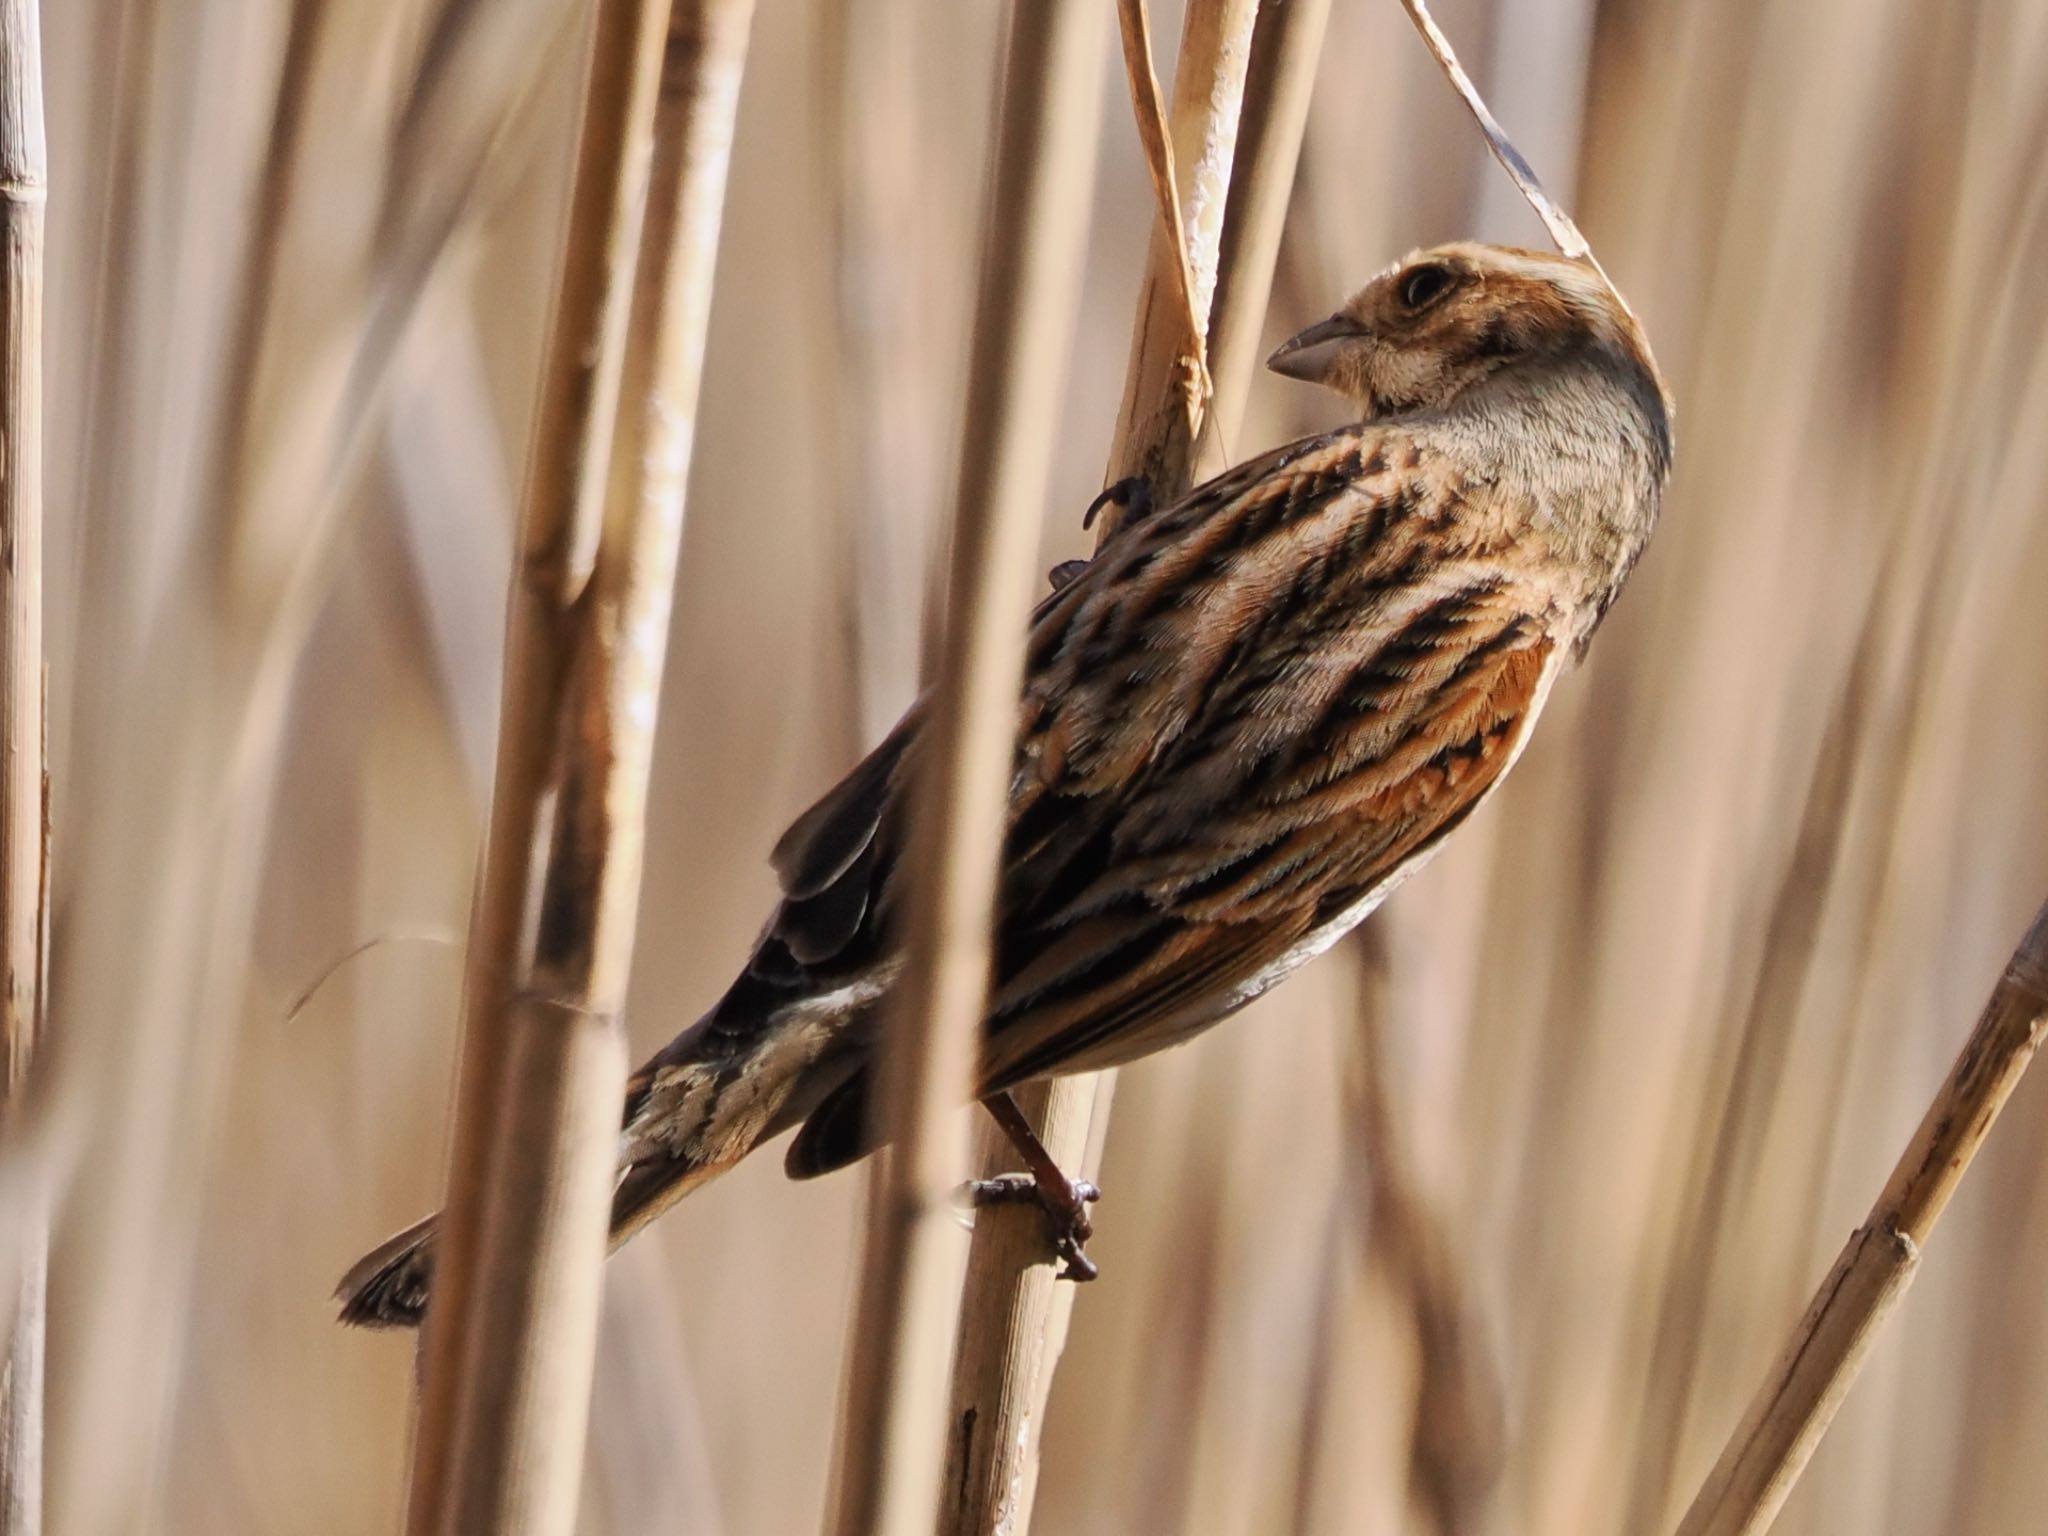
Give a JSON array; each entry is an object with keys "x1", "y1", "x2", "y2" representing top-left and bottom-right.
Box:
[
  {"x1": 770, "y1": 714, "x2": 918, "y2": 900},
  {"x1": 783, "y1": 1070, "x2": 873, "y2": 1177}
]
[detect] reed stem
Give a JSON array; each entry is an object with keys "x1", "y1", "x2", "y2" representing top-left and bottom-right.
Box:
[
  {"x1": 0, "y1": 0, "x2": 45, "y2": 1528},
  {"x1": 403, "y1": 4, "x2": 754, "y2": 1530}
]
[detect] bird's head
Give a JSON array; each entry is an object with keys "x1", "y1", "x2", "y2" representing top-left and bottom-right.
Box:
[{"x1": 1267, "y1": 243, "x2": 1670, "y2": 432}]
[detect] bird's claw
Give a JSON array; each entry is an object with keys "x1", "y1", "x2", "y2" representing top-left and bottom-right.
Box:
[
  {"x1": 1081, "y1": 475, "x2": 1155, "y2": 532},
  {"x1": 967, "y1": 1172, "x2": 1103, "y2": 1282},
  {"x1": 1055, "y1": 478, "x2": 1156, "y2": 593}
]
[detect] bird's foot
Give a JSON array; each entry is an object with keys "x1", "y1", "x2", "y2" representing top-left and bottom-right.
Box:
[
  {"x1": 968, "y1": 1171, "x2": 1103, "y2": 1282},
  {"x1": 1081, "y1": 474, "x2": 1155, "y2": 533},
  {"x1": 974, "y1": 1090, "x2": 1105, "y2": 1280}
]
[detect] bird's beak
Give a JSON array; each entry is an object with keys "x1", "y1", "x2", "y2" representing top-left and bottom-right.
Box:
[{"x1": 1266, "y1": 314, "x2": 1366, "y2": 383}]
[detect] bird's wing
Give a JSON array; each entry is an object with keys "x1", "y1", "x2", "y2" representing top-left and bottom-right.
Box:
[
  {"x1": 744, "y1": 431, "x2": 1359, "y2": 990},
  {"x1": 975, "y1": 425, "x2": 1562, "y2": 1087},
  {"x1": 731, "y1": 426, "x2": 1561, "y2": 1175}
]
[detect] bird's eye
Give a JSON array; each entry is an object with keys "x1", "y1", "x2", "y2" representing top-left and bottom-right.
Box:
[{"x1": 1397, "y1": 263, "x2": 1457, "y2": 311}]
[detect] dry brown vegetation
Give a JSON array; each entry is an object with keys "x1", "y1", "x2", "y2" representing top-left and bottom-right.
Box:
[{"x1": 13, "y1": 0, "x2": 2048, "y2": 1532}]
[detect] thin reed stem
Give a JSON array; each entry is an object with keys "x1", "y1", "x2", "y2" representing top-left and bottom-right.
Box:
[
  {"x1": 1674, "y1": 897, "x2": 2048, "y2": 1536},
  {"x1": 823, "y1": 3, "x2": 1104, "y2": 1532},
  {"x1": 1097, "y1": 0, "x2": 1259, "y2": 539},
  {"x1": 941, "y1": 3, "x2": 1301, "y2": 1528},
  {"x1": 1395, "y1": 0, "x2": 1589, "y2": 260},
  {"x1": 0, "y1": 0, "x2": 44, "y2": 1529},
  {"x1": 1207, "y1": 0, "x2": 1331, "y2": 445},
  {"x1": 404, "y1": 2, "x2": 754, "y2": 1530},
  {"x1": 892, "y1": 5, "x2": 1106, "y2": 1532}
]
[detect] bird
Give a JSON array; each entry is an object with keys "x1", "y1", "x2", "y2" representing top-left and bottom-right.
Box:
[{"x1": 338, "y1": 241, "x2": 1671, "y2": 1327}]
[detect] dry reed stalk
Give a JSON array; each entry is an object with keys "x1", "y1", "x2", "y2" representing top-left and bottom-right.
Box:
[
  {"x1": 822, "y1": 4, "x2": 1102, "y2": 1533},
  {"x1": 1394, "y1": 0, "x2": 1589, "y2": 264},
  {"x1": 1615, "y1": 602, "x2": 1883, "y2": 1534},
  {"x1": 1347, "y1": 933, "x2": 1504, "y2": 1534},
  {"x1": 41, "y1": 5, "x2": 361, "y2": 1527},
  {"x1": 405, "y1": 1, "x2": 756, "y2": 1528},
  {"x1": 818, "y1": 0, "x2": 940, "y2": 744},
  {"x1": 1673, "y1": 897, "x2": 2048, "y2": 1536},
  {"x1": 1112, "y1": 0, "x2": 1207, "y2": 412},
  {"x1": 941, "y1": 3, "x2": 1280, "y2": 1528},
  {"x1": 0, "y1": 1, "x2": 43, "y2": 1530},
  {"x1": 1206, "y1": 0, "x2": 1331, "y2": 447},
  {"x1": 940, "y1": 1084, "x2": 1113, "y2": 1536},
  {"x1": 1096, "y1": 0, "x2": 1257, "y2": 542},
  {"x1": 888, "y1": 5, "x2": 1104, "y2": 1530}
]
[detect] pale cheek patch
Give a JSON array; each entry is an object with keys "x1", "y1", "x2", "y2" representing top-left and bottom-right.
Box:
[{"x1": 1368, "y1": 346, "x2": 1444, "y2": 413}]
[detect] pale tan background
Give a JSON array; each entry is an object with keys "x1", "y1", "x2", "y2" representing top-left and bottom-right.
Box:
[{"x1": 29, "y1": 0, "x2": 2048, "y2": 1532}]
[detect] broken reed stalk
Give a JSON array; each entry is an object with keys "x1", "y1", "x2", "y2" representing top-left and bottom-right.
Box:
[
  {"x1": 1097, "y1": 0, "x2": 1258, "y2": 540},
  {"x1": 0, "y1": 1, "x2": 43, "y2": 1530},
  {"x1": 943, "y1": 3, "x2": 1320, "y2": 1529},
  {"x1": 823, "y1": 4, "x2": 1105, "y2": 1533},
  {"x1": 405, "y1": 2, "x2": 755, "y2": 1530},
  {"x1": 1674, "y1": 897, "x2": 2048, "y2": 1536},
  {"x1": 1112, "y1": 0, "x2": 1206, "y2": 413}
]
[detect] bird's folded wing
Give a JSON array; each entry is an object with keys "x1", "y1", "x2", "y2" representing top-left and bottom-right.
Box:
[
  {"x1": 750, "y1": 431, "x2": 1352, "y2": 971},
  {"x1": 978, "y1": 430, "x2": 1561, "y2": 1085},
  {"x1": 738, "y1": 424, "x2": 1560, "y2": 1093},
  {"x1": 980, "y1": 624, "x2": 1553, "y2": 1086}
]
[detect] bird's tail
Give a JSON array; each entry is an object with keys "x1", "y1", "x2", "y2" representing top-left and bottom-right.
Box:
[
  {"x1": 333, "y1": 1147, "x2": 740, "y2": 1330},
  {"x1": 336, "y1": 989, "x2": 854, "y2": 1329},
  {"x1": 334, "y1": 1211, "x2": 442, "y2": 1329}
]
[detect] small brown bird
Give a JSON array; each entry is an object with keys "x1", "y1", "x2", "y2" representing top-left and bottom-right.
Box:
[{"x1": 340, "y1": 242, "x2": 1670, "y2": 1326}]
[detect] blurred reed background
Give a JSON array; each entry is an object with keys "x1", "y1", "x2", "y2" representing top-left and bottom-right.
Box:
[{"x1": 21, "y1": 0, "x2": 2048, "y2": 1531}]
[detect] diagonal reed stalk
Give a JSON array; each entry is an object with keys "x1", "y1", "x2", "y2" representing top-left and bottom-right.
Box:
[
  {"x1": 0, "y1": 1, "x2": 45, "y2": 1530},
  {"x1": 1113, "y1": 0, "x2": 1208, "y2": 414},
  {"x1": 1673, "y1": 897, "x2": 2048, "y2": 1536},
  {"x1": 823, "y1": 3, "x2": 1105, "y2": 1532},
  {"x1": 403, "y1": 2, "x2": 755, "y2": 1531}
]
